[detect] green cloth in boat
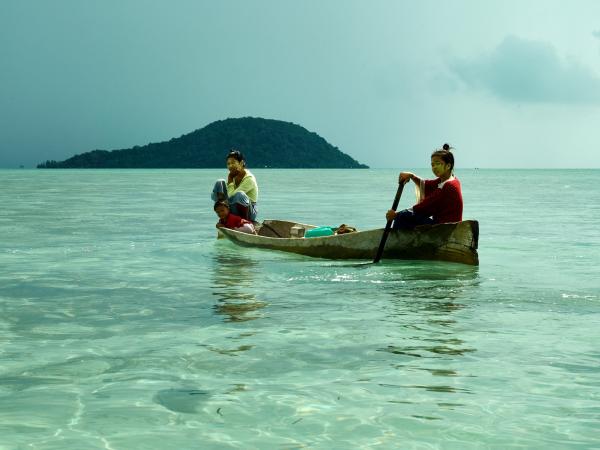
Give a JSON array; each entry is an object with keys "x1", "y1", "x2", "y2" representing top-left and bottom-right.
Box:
[{"x1": 305, "y1": 226, "x2": 336, "y2": 238}]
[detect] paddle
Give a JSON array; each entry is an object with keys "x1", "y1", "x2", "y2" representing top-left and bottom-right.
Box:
[{"x1": 373, "y1": 180, "x2": 406, "y2": 263}]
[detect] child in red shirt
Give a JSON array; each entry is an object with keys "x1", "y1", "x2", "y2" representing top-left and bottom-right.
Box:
[
  {"x1": 386, "y1": 143, "x2": 463, "y2": 229},
  {"x1": 214, "y1": 201, "x2": 256, "y2": 234}
]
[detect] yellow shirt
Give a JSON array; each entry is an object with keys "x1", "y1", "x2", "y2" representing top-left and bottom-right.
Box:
[{"x1": 227, "y1": 170, "x2": 258, "y2": 203}]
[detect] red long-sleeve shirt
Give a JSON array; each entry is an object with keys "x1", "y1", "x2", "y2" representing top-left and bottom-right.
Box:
[
  {"x1": 220, "y1": 213, "x2": 252, "y2": 229},
  {"x1": 412, "y1": 177, "x2": 463, "y2": 224}
]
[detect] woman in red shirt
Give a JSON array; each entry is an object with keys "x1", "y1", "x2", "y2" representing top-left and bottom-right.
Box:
[{"x1": 386, "y1": 144, "x2": 463, "y2": 229}]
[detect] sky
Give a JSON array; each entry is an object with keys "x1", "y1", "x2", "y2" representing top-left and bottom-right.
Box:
[{"x1": 1, "y1": 0, "x2": 600, "y2": 169}]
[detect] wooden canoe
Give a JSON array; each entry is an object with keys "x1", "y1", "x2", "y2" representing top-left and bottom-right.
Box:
[{"x1": 218, "y1": 219, "x2": 479, "y2": 266}]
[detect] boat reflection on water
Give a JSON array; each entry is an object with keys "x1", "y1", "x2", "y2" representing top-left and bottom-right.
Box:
[
  {"x1": 376, "y1": 262, "x2": 480, "y2": 398},
  {"x1": 211, "y1": 249, "x2": 267, "y2": 323},
  {"x1": 386, "y1": 261, "x2": 480, "y2": 301}
]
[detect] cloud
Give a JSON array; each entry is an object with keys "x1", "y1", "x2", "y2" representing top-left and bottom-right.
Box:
[{"x1": 447, "y1": 35, "x2": 600, "y2": 105}]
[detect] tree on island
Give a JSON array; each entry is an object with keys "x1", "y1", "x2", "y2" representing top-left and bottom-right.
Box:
[{"x1": 37, "y1": 117, "x2": 368, "y2": 169}]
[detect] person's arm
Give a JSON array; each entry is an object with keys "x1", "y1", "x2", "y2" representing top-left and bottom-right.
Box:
[
  {"x1": 398, "y1": 172, "x2": 427, "y2": 205},
  {"x1": 386, "y1": 209, "x2": 397, "y2": 221},
  {"x1": 228, "y1": 174, "x2": 257, "y2": 198},
  {"x1": 413, "y1": 180, "x2": 453, "y2": 217},
  {"x1": 384, "y1": 172, "x2": 421, "y2": 221},
  {"x1": 399, "y1": 172, "x2": 422, "y2": 185},
  {"x1": 412, "y1": 188, "x2": 443, "y2": 217},
  {"x1": 226, "y1": 168, "x2": 245, "y2": 193},
  {"x1": 226, "y1": 179, "x2": 235, "y2": 197}
]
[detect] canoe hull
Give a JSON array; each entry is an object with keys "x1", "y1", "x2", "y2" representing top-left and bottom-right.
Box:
[{"x1": 218, "y1": 220, "x2": 479, "y2": 266}]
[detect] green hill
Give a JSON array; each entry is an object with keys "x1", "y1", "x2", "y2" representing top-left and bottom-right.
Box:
[{"x1": 37, "y1": 117, "x2": 368, "y2": 169}]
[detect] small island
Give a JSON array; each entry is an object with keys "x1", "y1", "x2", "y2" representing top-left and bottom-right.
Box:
[{"x1": 37, "y1": 117, "x2": 368, "y2": 169}]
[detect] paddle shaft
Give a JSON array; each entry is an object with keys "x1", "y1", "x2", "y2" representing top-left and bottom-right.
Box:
[{"x1": 373, "y1": 181, "x2": 406, "y2": 263}]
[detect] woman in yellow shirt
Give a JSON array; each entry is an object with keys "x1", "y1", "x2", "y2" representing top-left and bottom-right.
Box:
[{"x1": 211, "y1": 150, "x2": 258, "y2": 221}]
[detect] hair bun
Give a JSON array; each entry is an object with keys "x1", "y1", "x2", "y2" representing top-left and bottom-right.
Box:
[{"x1": 443, "y1": 143, "x2": 450, "y2": 151}]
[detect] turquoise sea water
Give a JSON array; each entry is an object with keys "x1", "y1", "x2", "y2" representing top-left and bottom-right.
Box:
[{"x1": 1, "y1": 168, "x2": 599, "y2": 449}]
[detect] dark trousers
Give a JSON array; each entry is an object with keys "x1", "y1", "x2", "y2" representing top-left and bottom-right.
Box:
[{"x1": 392, "y1": 209, "x2": 434, "y2": 230}]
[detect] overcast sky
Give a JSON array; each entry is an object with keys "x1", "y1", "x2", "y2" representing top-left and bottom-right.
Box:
[{"x1": 2, "y1": 0, "x2": 600, "y2": 168}]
